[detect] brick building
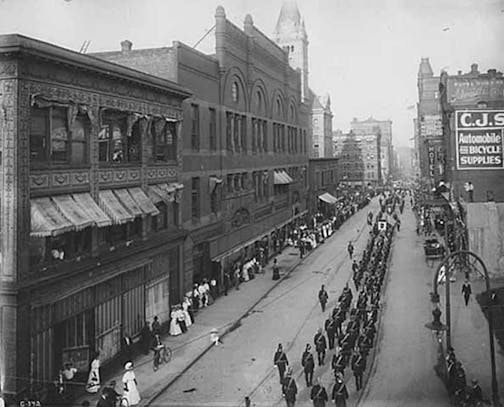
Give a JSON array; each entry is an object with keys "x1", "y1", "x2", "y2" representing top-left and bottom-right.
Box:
[
  {"x1": 307, "y1": 158, "x2": 339, "y2": 217},
  {"x1": 273, "y1": 1, "x2": 334, "y2": 158},
  {"x1": 439, "y1": 64, "x2": 504, "y2": 276},
  {"x1": 350, "y1": 117, "x2": 391, "y2": 183},
  {"x1": 416, "y1": 57, "x2": 444, "y2": 188},
  {"x1": 94, "y1": 7, "x2": 310, "y2": 289},
  {"x1": 333, "y1": 130, "x2": 380, "y2": 186},
  {"x1": 0, "y1": 35, "x2": 190, "y2": 399}
]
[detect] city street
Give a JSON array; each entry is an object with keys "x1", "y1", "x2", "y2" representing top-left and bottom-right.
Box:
[
  {"x1": 359, "y1": 201, "x2": 449, "y2": 407},
  {"x1": 153, "y1": 200, "x2": 380, "y2": 406}
]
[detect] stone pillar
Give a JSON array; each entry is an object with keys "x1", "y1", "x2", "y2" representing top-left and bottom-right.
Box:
[{"x1": 0, "y1": 64, "x2": 21, "y2": 399}]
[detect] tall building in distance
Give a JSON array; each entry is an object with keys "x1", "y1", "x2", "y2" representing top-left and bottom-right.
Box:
[
  {"x1": 350, "y1": 117, "x2": 392, "y2": 183},
  {"x1": 274, "y1": 1, "x2": 334, "y2": 158},
  {"x1": 416, "y1": 57, "x2": 444, "y2": 188}
]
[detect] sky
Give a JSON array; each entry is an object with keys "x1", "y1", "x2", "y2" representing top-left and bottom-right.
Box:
[{"x1": 0, "y1": 0, "x2": 503, "y2": 147}]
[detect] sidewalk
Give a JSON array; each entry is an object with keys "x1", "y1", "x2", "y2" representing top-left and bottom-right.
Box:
[
  {"x1": 446, "y1": 275, "x2": 504, "y2": 404},
  {"x1": 74, "y1": 212, "x2": 364, "y2": 407}
]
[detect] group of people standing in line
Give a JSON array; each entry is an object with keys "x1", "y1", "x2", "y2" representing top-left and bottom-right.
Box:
[{"x1": 273, "y1": 210, "x2": 396, "y2": 407}]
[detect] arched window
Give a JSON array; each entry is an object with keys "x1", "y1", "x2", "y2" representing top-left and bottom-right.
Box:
[
  {"x1": 232, "y1": 82, "x2": 239, "y2": 103},
  {"x1": 276, "y1": 99, "x2": 282, "y2": 117},
  {"x1": 256, "y1": 91, "x2": 262, "y2": 113}
]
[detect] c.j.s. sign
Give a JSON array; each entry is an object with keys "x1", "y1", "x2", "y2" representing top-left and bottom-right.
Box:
[{"x1": 455, "y1": 110, "x2": 504, "y2": 170}]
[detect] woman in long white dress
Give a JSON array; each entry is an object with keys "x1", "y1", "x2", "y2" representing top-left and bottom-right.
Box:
[
  {"x1": 182, "y1": 297, "x2": 192, "y2": 327},
  {"x1": 169, "y1": 307, "x2": 182, "y2": 336},
  {"x1": 86, "y1": 353, "x2": 100, "y2": 393},
  {"x1": 122, "y1": 362, "x2": 141, "y2": 406}
]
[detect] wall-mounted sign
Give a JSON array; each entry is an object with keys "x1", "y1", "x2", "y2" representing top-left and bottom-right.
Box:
[
  {"x1": 455, "y1": 110, "x2": 504, "y2": 170},
  {"x1": 420, "y1": 115, "x2": 443, "y2": 139}
]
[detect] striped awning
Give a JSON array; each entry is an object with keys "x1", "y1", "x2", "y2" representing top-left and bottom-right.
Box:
[
  {"x1": 274, "y1": 171, "x2": 291, "y2": 185},
  {"x1": 319, "y1": 192, "x2": 338, "y2": 204},
  {"x1": 113, "y1": 189, "x2": 143, "y2": 218},
  {"x1": 73, "y1": 193, "x2": 112, "y2": 227},
  {"x1": 146, "y1": 185, "x2": 165, "y2": 204},
  {"x1": 98, "y1": 190, "x2": 135, "y2": 224},
  {"x1": 31, "y1": 197, "x2": 74, "y2": 237},
  {"x1": 52, "y1": 195, "x2": 95, "y2": 231},
  {"x1": 130, "y1": 187, "x2": 160, "y2": 216},
  {"x1": 282, "y1": 171, "x2": 293, "y2": 183}
]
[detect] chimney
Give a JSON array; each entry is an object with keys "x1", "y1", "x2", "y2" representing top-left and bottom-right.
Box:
[
  {"x1": 470, "y1": 63, "x2": 479, "y2": 75},
  {"x1": 488, "y1": 69, "x2": 497, "y2": 78},
  {"x1": 121, "y1": 40, "x2": 132, "y2": 52}
]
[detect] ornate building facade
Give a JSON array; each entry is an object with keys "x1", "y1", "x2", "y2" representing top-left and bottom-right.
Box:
[
  {"x1": 273, "y1": 1, "x2": 334, "y2": 158},
  {"x1": 94, "y1": 7, "x2": 310, "y2": 290},
  {"x1": 0, "y1": 35, "x2": 191, "y2": 399}
]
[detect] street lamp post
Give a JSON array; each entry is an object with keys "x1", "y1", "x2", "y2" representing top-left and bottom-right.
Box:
[{"x1": 432, "y1": 250, "x2": 500, "y2": 406}]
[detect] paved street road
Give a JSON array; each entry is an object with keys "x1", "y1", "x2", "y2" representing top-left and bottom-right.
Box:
[
  {"x1": 153, "y1": 199, "x2": 453, "y2": 407},
  {"x1": 154, "y1": 200, "x2": 379, "y2": 406},
  {"x1": 359, "y1": 201, "x2": 449, "y2": 407}
]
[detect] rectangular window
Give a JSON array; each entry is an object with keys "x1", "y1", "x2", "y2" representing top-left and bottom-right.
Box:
[
  {"x1": 241, "y1": 115, "x2": 247, "y2": 153},
  {"x1": 233, "y1": 115, "x2": 240, "y2": 152},
  {"x1": 152, "y1": 120, "x2": 177, "y2": 162},
  {"x1": 210, "y1": 182, "x2": 219, "y2": 213},
  {"x1": 241, "y1": 172, "x2": 248, "y2": 190},
  {"x1": 227, "y1": 174, "x2": 233, "y2": 193},
  {"x1": 30, "y1": 107, "x2": 90, "y2": 165},
  {"x1": 262, "y1": 121, "x2": 268, "y2": 152},
  {"x1": 99, "y1": 112, "x2": 129, "y2": 163},
  {"x1": 191, "y1": 177, "x2": 200, "y2": 220},
  {"x1": 226, "y1": 112, "x2": 233, "y2": 151},
  {"x1": 209, "y1": 108, "x2": 217, "y2": 151},
  {"x1": 251, "y1": 118, "x2": 257, "y2": 153},
  {"x1": 191, "y1": 104, "x2": 200, "y2": 151}
]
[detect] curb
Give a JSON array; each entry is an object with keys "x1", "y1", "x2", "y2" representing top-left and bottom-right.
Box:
[{"x1": 145, "y1": 209, "x2": 370, "y2": 406}]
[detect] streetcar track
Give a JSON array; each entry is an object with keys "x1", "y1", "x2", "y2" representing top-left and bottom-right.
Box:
[{"x1": 243, "y1": 208, "x2": 374, "y2": 404}]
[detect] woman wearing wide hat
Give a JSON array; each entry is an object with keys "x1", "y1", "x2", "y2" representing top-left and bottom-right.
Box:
[{"x1": 122, "y1": 361, "x2": 141, "y2": 406}]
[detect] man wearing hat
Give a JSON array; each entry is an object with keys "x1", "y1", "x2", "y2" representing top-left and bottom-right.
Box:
[
  {"x1": 314, "y1": 328, "x2": 327, "y2": 366},
  {"x1": 310, "y1": 378, "x2": 328, "y2": 407},
  {"x1": 281, "y1": 368, "x2": 297, "y2": 407},
  {"x1": 332, "y1": 372, "x2": 349, "y2": 407},
  {"x1": 301, "y1": 344, "x2": 315, "y2": 387},
  {"x1": 468, "y1": 379, "x2": 483, "y2": 404},
  {"x1": 274, "y1": 344, "x2": 289, "y2": 383}
]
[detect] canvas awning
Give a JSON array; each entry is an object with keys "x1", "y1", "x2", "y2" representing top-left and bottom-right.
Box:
[
  {"x1": 72, "y1": 193, "x2": 112, "y2": 227},
  {"x1": 282, "y1": 171, "x2": 293, "y2": 183},
  {"x1": 274, "y1": 171, "x2": 290, "y2": 185},
  {"x1": 114, "y1": 189, "x2": 144, "y2": 218},
  {"x1": 129, "y1": 187, "x2": 160, "y2": 216},
  {"x1": 98, "y1": 190, "x2": 135, "y2": 224},
  {"x1": 146, "y1": 185, "x2": 165, "y2": 204},
  {"x1": 52, "y1": 195, "x2": 95, "y2": 230},
  {"x1": 31, "y1": 197, "x2": 74, "y2": 237},
  {"x1": 319, "y1": 192, "x2": 338, "y2": 204}
]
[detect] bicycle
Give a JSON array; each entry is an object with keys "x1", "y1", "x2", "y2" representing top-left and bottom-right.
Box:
[
  {"x1": 117, "y1": 395, "x2": 129, "y2": 407},
  {"x1": 152, "y1": 344, "x2": 172, "y2": 371}
]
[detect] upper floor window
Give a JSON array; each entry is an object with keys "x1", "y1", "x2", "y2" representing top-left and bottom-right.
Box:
[
  {"x1": 232, "y1": 82, "x2": 239, "y2": 103},
  {"x1": 30, "y1": 106, "x2": 90, "y2": 165},
  {"x1": 209, "y1": 108, "x2": 217, "y2": 151},
  {"x1": 256, "y1": 91, "x2": 262, "y2": 113},
  {"x1": 152, "y1": 120, "x2": 177, "y2": 162},
  {"x1": 191, "y1": 104, "x2": 200, "y2": 151},
  {"x1": 99, "y1": 111, "x2": 141, "y2": 163}
]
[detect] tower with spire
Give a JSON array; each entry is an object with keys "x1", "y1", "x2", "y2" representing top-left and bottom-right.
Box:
[
  {"x1": 273, "y1": 1, "x2": 309, "y2": 101},
  {"x1": 274, "y1": 1, "x2": 333, "y2": 158}
]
